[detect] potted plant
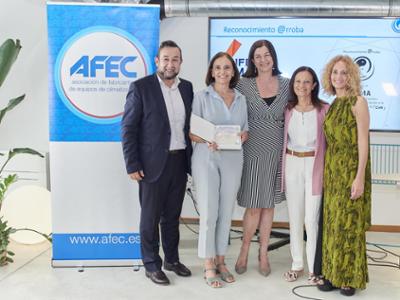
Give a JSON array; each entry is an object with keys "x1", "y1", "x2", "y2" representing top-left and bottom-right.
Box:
[{"x1": 0, "y1": 39, "x2": 45, "y2": 266}]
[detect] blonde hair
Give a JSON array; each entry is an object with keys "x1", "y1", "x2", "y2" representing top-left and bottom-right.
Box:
[{"x1": 322, "y1": 55, "x2": 361, "y2": 96}]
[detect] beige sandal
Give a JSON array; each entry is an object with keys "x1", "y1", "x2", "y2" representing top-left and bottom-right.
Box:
[
  {"x1": 283, "y1": 269, "x2": 304, "y2": 282},
  {"x1": 308, "y1": 273, "x2": 321, "y2": 285}
]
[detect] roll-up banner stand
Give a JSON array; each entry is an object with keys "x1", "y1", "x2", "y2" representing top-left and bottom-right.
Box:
[{"x1": 47, "y1": 1, "x2": 159, "y2": 267}]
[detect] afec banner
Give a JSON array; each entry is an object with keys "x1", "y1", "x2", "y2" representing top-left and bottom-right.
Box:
[{"x1": 47, "y1": 2, "x2": 159, "y2": 266}]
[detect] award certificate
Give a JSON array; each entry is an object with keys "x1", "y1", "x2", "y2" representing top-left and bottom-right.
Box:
[
  {"x1": 214, "y1": 125, "x2": 241, "y2": 150},
  {"x1": 190, "y1": 114, "x2": 242, "y2": 150}
]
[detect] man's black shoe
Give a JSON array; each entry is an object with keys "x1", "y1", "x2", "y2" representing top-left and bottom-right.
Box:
[
  {"x1": 164, "y1": 261, "x2": 192, "y2": 277},
  {"x1": 317, "y1": 279, "x2": 338, "y2": 292},
  {"x1": 145, "y1": 270, "x2": 170, "y2": 285}
]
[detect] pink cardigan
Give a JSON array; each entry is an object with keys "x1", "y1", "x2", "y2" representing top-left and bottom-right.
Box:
[{"x1": 281, "y1": 103, "x2": 330, "y2": 196}]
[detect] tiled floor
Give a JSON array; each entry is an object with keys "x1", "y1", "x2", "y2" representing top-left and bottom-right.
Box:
[{"x1": 0, "y1": 227, "x2": 399, "y2": 300}]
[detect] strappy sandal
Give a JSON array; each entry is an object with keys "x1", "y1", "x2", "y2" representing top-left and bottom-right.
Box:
[
  {"x1": 283, "y1": 269, "x2": 304, "y2": 282},
  {"x1": 203, "y1": 268, "x2": 222, "y2": 288},
  {"x1": 308, "y1": 273, "x2": 321, "y2": 285},
  {"x1": 216, "y1": 263, "x2": 235, "y2": 283}
]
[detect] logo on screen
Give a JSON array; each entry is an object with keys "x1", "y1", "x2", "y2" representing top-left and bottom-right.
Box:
[
  {"x1": 226, "y1": 39, "x2": 242, "y2": 57},
  {"x1": 392, "y1": 19, "x2": 400, "y2": 33},
  {"x1": 54, "y1": 26, "x2": 152, "y2": 124},
  {"x1": 354, "y1": 56, "x2": 374, "y2": 81},
  {"x1": 226, "y1": 39, "x2": 248, "y2": 75}
]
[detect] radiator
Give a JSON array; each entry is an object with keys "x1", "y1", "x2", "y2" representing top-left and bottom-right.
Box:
[{"x1": 370, "y1": 144, "x2": 400, "y2": 185}]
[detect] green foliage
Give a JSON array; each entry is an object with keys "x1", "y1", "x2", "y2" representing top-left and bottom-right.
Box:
[
  {"x1": 0, "y1": 39, "x2": 21, "y2": 87},
  {"x1": 0, "y1": 39, "x2": 25, "y2": 126},
  {"x1": 15, "y1": 228, "x2": 52, "y2": 243},
  {"x1": 0, "y1": 218, "x2": 16, "y2": 266},
  {"x1": 0, "y1": 174, "x2": 18, "y2": 209},
  {"x1": 0, "y1": 39, "x2": 48, "y2": 265},
  {"x1": 8, "y1": 148, "x2": 44, "y2": 160},
  {"x1": 0, "y1": 95, "x2": 25, "y2": 125}
]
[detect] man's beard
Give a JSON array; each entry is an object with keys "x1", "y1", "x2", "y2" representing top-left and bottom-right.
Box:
[{"x1": 157, "y1": 69, "x2": 178, "y2": 80}]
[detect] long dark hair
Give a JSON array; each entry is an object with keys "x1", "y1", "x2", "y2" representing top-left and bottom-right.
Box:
[
  {"x1": 287, "y1": 66, "x2": 324, "y2": 110},
  {"x1": 205, "y1": 52, "x2": 239, "y2": 89},
  {"x1": 243, "y1": 40, "x2": 281, "y2": 78}
]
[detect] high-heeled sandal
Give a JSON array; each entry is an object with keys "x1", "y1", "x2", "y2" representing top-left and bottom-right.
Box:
[
  {"x1": 307, "y1": 273, "x2": 321, "y2": 285},
  {"x1": 216, "y1": 263, "x2": 235, "y2": 283},
  {"x1": 283, "y1": 269, "x2": 304, "y2": 282},
  {"x1": 203, "y1": 268, "x2": 222, "y2": 288}
]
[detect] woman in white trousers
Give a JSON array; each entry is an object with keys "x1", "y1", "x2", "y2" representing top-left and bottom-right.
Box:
[{"x1": 281, "y1": 66, "x2": 329, "y2": 284}]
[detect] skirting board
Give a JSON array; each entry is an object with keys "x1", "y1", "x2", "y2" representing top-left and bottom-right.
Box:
[{"x1": 181, "y1": 218, "x2": 400, "y2": 233}]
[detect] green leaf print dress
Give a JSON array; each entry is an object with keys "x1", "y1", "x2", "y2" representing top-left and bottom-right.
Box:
[{"x1": 322, "y1": 96, "x2": 371, "y2": 289}]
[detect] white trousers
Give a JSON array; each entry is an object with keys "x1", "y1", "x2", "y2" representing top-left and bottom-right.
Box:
[
  {"x1": 285, "y1": 154, "x2": 321, "y2": 272},
  {"x1": 192, "y1": 145, "x2": 243, "y2": 258}
]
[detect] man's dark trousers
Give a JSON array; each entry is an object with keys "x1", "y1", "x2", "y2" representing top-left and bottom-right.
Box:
[{"x1": 139, "y1": 150, "x2": 187, "y2": 272}]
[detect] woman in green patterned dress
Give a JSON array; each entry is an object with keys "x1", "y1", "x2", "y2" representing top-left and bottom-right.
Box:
[{"x1": 317, "y1": 55, "x2": 371, "y2": 297}]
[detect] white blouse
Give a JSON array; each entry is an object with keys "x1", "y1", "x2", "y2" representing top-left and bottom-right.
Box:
[{"x1": 287, "y1": 109, "x2": 317, "y2": 152}]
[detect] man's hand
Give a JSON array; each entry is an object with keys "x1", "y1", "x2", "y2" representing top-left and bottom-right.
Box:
[{"x1": 129, "y1": 170, "x2": 145, "y2": 181}]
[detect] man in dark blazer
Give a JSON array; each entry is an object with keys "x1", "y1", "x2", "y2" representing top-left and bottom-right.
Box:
[{"x1": 121, "y1": 40, "x2": 193, "y2": 285}]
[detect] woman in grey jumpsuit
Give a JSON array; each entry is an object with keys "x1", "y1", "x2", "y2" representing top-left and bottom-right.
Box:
[{"x1": 190, "y1": 52, "x2": 248, "y2": 288}]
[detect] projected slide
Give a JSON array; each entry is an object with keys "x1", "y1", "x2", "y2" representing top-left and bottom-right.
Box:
[{"x1": 210, "y1": 18, "x2": 400, "y2": 131}]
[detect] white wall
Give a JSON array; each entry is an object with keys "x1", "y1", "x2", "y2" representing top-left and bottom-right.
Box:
[
  {"x1": 0, "y1": 1, "x2": 398, "y2": 226},
  {"x1": 0, "y1": 0, "x2": 48, "y2": 152},
  {"x1": 160, "y1": 16, "x2": 209, "y2": 92}
]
